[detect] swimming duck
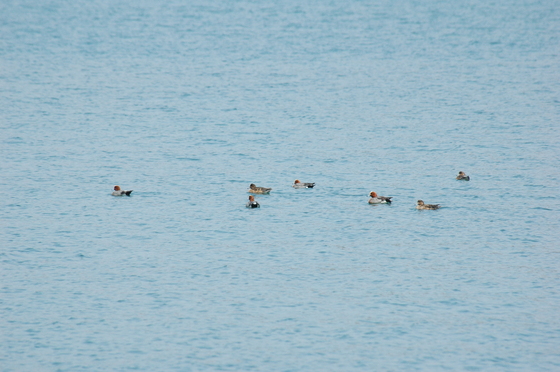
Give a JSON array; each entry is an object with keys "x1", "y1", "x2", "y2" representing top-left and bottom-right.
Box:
[
  {"x1": 456, "y1": 171, "x2": 470, "y2": 181},
  {"x1": 248, "y1": 183, "x2": 272, "y2": 194},
  {"x1": 112, "y1": 185, "x2": 133, "y2": 196},
  {"x1": 416, "y1": 200, "x2": 440, "y2": 210},
  {"x1": 246, "y1": 195, "x2": 260, "y2": 208},
  {"x1": 368, "y1": 191, "x2": 392, "y2": 204},
  {"x1": 293, "y1": 180, "x2": 315, "y2": 189}
]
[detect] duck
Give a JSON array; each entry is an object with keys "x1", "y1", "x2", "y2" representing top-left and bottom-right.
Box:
[
  {"x1": 246, "y1": 195, "x2": 260, "y2": 208},
  {"x1": 293, "y1": 180, "x2": 315, "y2": 189},
  {"x1": 368, "y1": 191, "x2": 392, "y2": 204},
  {"x1": 248, "y1": 183, "x2": 272, "y2": 194},
  {"x1": 112, "y1": 185, "x2": 133, "y2": 196},
  {"x1": 456, "y1": 171, "x2": 470, "y2": 181},
  {"x1": 416, "y1": 200, "x2": 440, "y2": 210}
]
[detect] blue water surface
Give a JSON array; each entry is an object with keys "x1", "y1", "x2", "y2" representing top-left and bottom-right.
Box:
[{"x1": 1, "y1": 0, "x2": 559, "y2": 371}]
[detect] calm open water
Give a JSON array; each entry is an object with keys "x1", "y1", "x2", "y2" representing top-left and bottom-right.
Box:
[{"x1": 1, "y1": 0, "x2": 559, "y2": 371}]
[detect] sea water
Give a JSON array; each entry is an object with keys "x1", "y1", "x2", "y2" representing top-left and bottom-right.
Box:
[{"x1": 1, "y1": 0, "x2": 559, "y2": 370}]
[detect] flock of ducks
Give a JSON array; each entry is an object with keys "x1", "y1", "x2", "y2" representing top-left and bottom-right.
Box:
[
  {"x1": 112, "y1": 172, "x2": 470, "y2": 211},
  {"x1": 244, "y1": 172, "x2": 470, "y2": 210},
  {"x1": 245, "y1": 180, "x2": 316, "y2": 208}
]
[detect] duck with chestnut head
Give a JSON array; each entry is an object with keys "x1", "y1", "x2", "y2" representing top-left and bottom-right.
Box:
[
  {"x1": 293, "y1": 180, "x2": 315, "y2": 189},
  {"x1": 368, "y1": 191, "x2": 392, "y2": 204},
  {"x1": 112, "y1": 185, "x2": 133, "y2": 196},
  {"x1": 246, "y1": 195, "x2": 260, "y2": 208}
]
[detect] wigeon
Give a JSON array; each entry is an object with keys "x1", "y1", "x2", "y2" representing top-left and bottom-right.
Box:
[
  {"x1": 112, "y1": 185, "x2": 133, "y2": 196},
  {"x1": 368, "y1": 191, "x2": 392, "y2": 204},
  {"x1": 248, "y1": 183, "x2": 272, "y2": 194},
  {"x1": 416, "y1": 200, "x2": 440, "y2": 210},
  {"x1": 293, "y1": 180, "x2": 315, "y2": 189},
  {"x1": 246, "y1": 195, "x2": 260, "y2": 208},
  {"x1": 456, "y1": 171, "x2": 470, "y2": 181}
]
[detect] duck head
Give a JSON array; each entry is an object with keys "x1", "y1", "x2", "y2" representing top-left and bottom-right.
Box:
[
  {"x1": 114, "y1": 186, "x2": 121, "y2": 191},
  {"x1": 369, "y1": 191, "x2": 378, "y2": 197}
]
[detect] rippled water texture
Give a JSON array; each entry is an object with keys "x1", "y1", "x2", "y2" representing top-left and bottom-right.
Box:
[{"x1": 1, "y1": 0, "x2": 559, "y2": 370}]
